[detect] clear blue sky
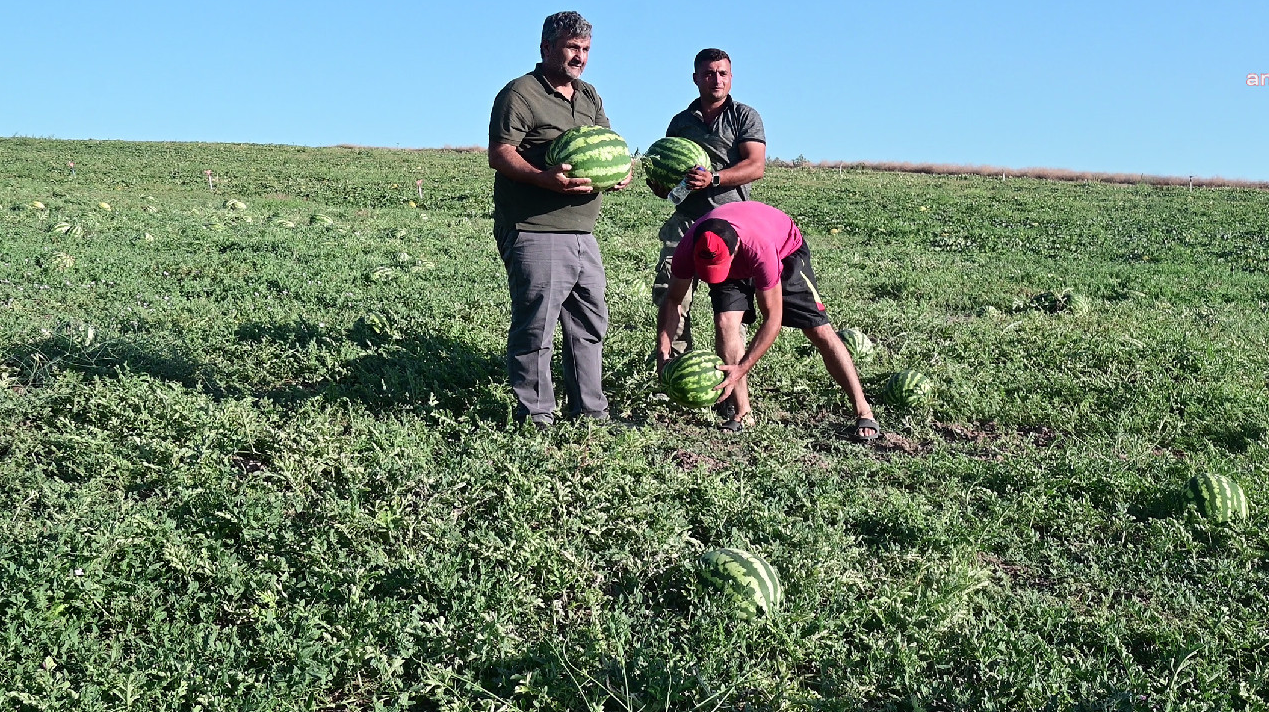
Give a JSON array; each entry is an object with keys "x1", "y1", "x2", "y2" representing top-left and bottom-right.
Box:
[{"x1": 4, "y1": 1, "x2": 1267, "y2": 180}]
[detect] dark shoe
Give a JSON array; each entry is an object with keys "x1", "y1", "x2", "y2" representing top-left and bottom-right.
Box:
[
  {"x1": 712, "y1": 394, "x2": 738, "y2": 421},
  {"x1": 515, "y1": 414, "x2": 553, "y2": 432},
  {"x1": 718, "y1": 413, "x2": 755, "y2": 433},
  {"x1": 849, "y1": 416, "x2": 880, "y2": 442}
]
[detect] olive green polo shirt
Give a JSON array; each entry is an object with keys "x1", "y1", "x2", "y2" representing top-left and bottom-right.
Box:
[{"x1": 490, "y1": 64, "x2": 610, "y2": 233}]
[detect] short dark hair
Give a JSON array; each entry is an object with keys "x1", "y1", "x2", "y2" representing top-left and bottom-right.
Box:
[
  {"x1": 542, "y1": 11, "x2": 592, "y2": 47},
  {"x1": 693, "y1": 218, "x2": 739, "y2": 255},
  {"x1": 694, "y1": 48, "x2": 731, "y2": 71}
]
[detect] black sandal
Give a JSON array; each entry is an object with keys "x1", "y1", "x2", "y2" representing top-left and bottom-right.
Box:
[
  {"x1": 849, "y1": 417, "x2": 880, "y2": 442},
  {"x1": 719, "y1": 413, "x2": 755, "y2": 433}
]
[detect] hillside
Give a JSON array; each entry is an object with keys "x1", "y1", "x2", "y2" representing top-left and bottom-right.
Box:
[{"x1": 1, "y1": 138, "x2": 1267, "y2": 710}]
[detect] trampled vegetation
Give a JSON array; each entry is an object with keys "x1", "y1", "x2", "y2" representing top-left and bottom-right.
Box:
[{"x1": 1, "y1": 138, "x2": 1266, "y2": 710}]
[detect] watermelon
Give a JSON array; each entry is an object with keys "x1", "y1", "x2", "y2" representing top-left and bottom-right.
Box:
[
  {"x1": 698, "y1": 548, "x2": 783, "y2": 619},
  {"x1": 661, "y1": 350, "x2": 725, "y2": 408},
  {"x1": 545, "y1": 126, "x2": 631, "y2": 190},
  {"x1": 1031, "y1": 288, "x2": 1090, "y2": 315},
  {"x1": 837, "y1": 328, "x2": 874, "y2": 363},
  {"x1": 643, "y1": 136, "x2": 711, "y2": 189},
  {"x1": 882, "y1": 370, "x2": 932, "y2": 407},
  {"x1": 1187, "y1": 473, "x2": 1249, "y2": 523}
]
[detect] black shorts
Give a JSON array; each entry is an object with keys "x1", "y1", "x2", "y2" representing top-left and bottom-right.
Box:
[{"x1": 708, "y1": 239, "x2": 831, "y2": 330}]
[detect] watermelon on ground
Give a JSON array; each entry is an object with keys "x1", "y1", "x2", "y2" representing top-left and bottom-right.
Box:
[
  {"x1": 698, "y1": 548, "x2": 783, "y2": 620},
  {"x1": 661, "y1": 350, "x2": 725, "y2": 408},
  {"x1": 837, "y1": 327, "x2": 874, "y2": 363},
  {"x1": 1186, "y1": 473, "x2": 1249, "y2": 523},
  {"x1": 545, "y1": 126, "x2": 631, "y2": 190},
  {"x1": 1031, "y1": 288, "x2": 1091, "y2": 315},
  {"x1": 642, "y1": 136, "x2": 711, "y2": 189},
  {"x1": 882, "y1": 370, "x2": 932, "y2": 407}
]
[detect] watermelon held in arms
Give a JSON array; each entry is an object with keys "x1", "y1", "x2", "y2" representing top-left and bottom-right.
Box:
[
  {"x1": 836, "y1": 327, "x2": 874, "y2": 363},
  {"x1": 1186, "y1": 473, "x2": 1249, "y2": 523},
  {"x1": 698, "y1": 548, "x2": 784, "y2": 620},
  {"x1": 545, "y1": 126, "x2": 632, "y2": 190},
  {"x1": 660, "y1": 350, "x2": 726, "y2": 409},
  {"x1": 642, "y1": 136, "x2": 711, "y2": 189},
  {"x1": 882, "y1": 370, "x2": 933, "y2": 407}
]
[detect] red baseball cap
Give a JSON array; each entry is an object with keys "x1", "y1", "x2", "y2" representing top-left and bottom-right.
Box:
[{"x1": 692, "y1": 219, "x2": 739, "y2": 283}]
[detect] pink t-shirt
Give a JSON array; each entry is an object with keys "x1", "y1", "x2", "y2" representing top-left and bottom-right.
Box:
[{"x1": 670, "y1": 201, "x2": 804, "y2": 291}]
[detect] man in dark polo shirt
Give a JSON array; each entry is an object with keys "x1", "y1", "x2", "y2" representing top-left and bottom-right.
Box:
[
  {"x1": 488, "y1": 11, "x2": 632, "y2": 430},
  {"x1": 648, "y1": 47, "x2": 766, "y2": 424}
]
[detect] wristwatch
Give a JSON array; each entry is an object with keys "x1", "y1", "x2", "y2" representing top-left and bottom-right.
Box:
[{"x1": 711, "y1": 172, "x2": 721, "y2": 187}]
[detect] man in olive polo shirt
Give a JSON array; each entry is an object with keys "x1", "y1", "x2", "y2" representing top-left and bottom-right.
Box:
[
  {"x1": 649, "y1": 48, "x2": 767, "y2": 362},
  {"x1": 488, "y1": 11, "x2": 632, "y2": 430}
]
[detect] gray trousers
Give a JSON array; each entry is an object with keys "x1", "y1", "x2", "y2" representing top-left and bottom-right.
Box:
[
  {"x1": 652, "y1": 212, "x2": 698, "y2": 357},
  {"x1": 497, "y1": 229, "x2": 609, "y2": 423}
]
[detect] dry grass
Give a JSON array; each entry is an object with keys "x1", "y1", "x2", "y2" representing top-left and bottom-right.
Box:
[
  {"x1": 784, "y1": 158, "x2": 1269, "y2": 190},
  {"x1": 331, "y1": 143, "x2": 487, "y2": 153}
]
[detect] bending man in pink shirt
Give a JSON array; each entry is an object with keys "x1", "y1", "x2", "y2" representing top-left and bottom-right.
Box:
[{"x1": 654, "y1": 201, "x2": 878, "y2": 440}]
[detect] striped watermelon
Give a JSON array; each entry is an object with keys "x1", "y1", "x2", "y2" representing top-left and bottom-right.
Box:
[
  {"x1": 882, "y1": 370, "x2": 932, "y2": 407},
  {"x1": 1186, "y1": 473, "x2": 1249, "y2": 523},
  {"x1": 545, "y1": 126, "x2": 631, "y2": 190},
  {"x1": 661, "y1": 350, "x2": 725, "y2": 408},
  {"x1": 698, "y1": 548, "x2": 783, "y2": 620},
  {"x1": 837, "y1": 328, "x2": 874, "y2": 363},
  {"x1": 1032, "y1": 288, "x2": 1091, "y2": 315},
  {"x1": 643, "y1": 136, "x2": 711, "y2": 189}
]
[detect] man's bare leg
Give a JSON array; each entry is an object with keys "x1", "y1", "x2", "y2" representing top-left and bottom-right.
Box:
[
  {"x1": 804, "y1": 324, "x2": 876, "y2": 437},
  {"x1": 715, "y1": 310, "x2": 750, "y2": 419}
]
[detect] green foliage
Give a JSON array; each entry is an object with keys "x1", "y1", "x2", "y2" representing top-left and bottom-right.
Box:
[{"x1": 1, "y1": 139, "x2": 1267, "y2": 710}]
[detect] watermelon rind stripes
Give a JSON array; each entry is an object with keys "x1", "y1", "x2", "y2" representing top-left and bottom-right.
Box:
[
  {"x1": 1187, "y1": 473, "x2": 1249, "y2": 523},
  {"x1": 837, "y1": 327, "x2": 874, "y2": 363},
  {"x1": 545, "y1": 126, "x2": 632, "y2": 191},
  {"x1": 660, "y1": 350, "x2": 725, "y2": 408},
  {"x1": 698, "y1": 548, "x2": 783, "y2": 619},
  {"x1": 882, "y1": 370, "x2": 932, "y2": 407},
  {"x1": 643, "y1": 137, "x2": 711, "y2": 189}
]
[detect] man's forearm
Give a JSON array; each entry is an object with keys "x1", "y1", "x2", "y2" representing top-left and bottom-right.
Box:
[
  {"x1": 737, "y1": 315, "x2": 780, "y2": 373},
  {"x1": 488, "y1": 143, "x2": 543, "y2": 188},
  {"x1": 655, "y1": 300, "x2": 682, "y2": 361},
  {"x1": 717, "y1": 158, "x2": 764, "y2": 187}
]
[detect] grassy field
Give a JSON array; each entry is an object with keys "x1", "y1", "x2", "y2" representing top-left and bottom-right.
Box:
[{"x1": 1, "y1": 137, "x2": 1267, "y2": 711}]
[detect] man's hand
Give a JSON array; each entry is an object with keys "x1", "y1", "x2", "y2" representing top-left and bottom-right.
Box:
[
  {"x1": 489, "y1": 143, "x2": 593, "y2": 194},
  {"x1": 542, "y1": 164, "x2": 594, "y2": 194},
  {"x1": 655, "y1": 351, "x2": 672, "y2": 378},
  {"x1": 646, "y1": 178, "x2": 669, "y2": 199},
  {"x1": 607, "y1": 167, "x2": 634, "y2": 192},
  {"x1": 685, "y1": 165, "x2": 712, "y2": 190},
  {"x1": 713, "y1": 361, "x2": 749, "y2": 403}
]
